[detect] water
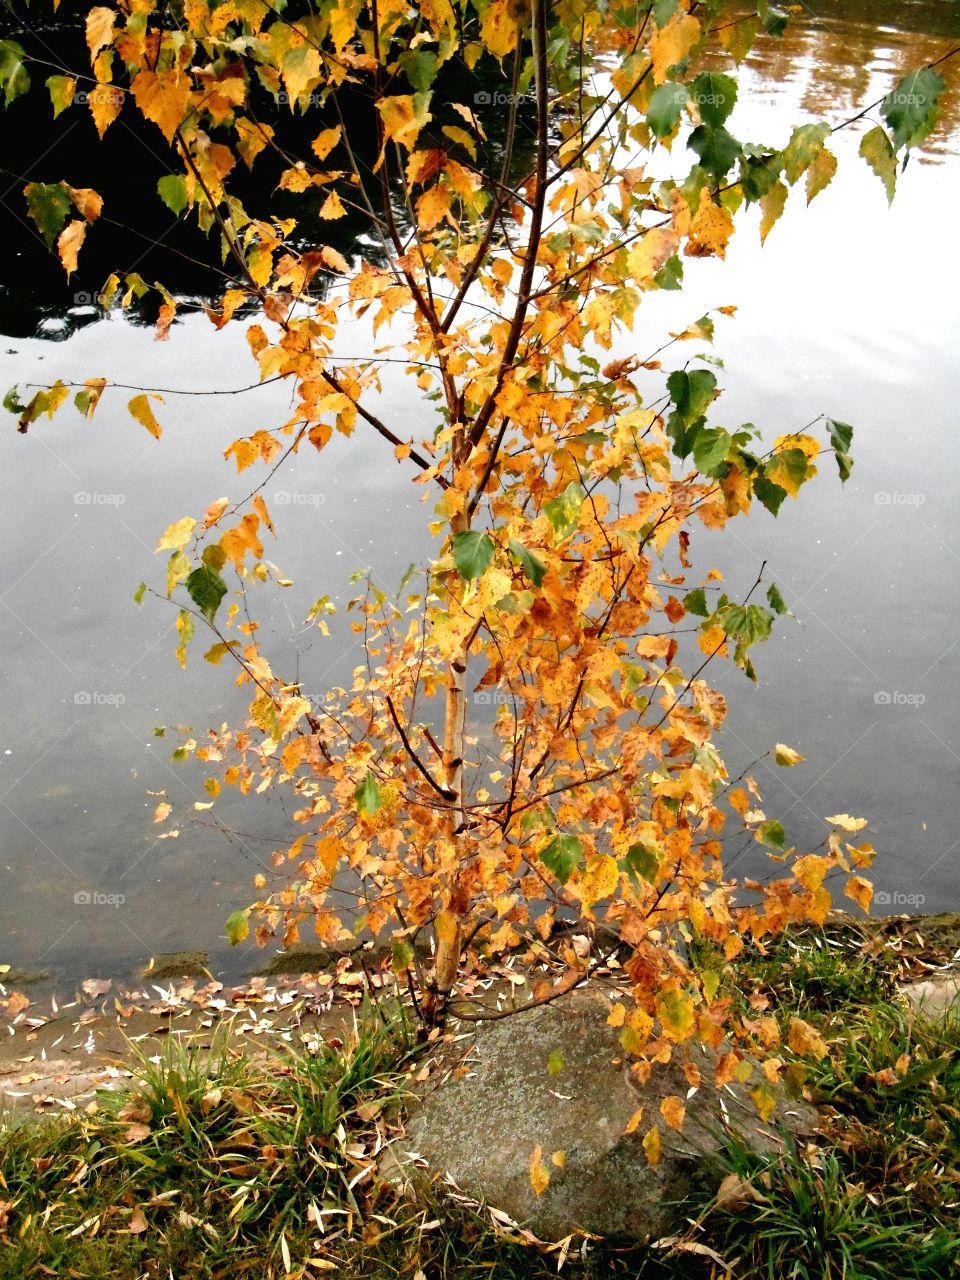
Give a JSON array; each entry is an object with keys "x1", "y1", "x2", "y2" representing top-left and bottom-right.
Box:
[{"x1": 1, "y1": 2, "x2": 958, "y2": 985}]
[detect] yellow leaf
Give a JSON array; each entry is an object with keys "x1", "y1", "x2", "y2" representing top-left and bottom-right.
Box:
[
  {"x1": 421, "y1": 0, "x2": 456, "y2": 35},
  {"x1": 129, "y1": 393, "x2": 164, "y2": 439},
  {"x1": 759, "y1": 180, "x2": 788, "y2": 244},
  {"x1": 774, "y1": 743, "x2": 804, "y2": 767},
  {"x1": 155, "y1": 517, "x2": 197, "y2": 553},
  {"x1": 57, "y1": 219, "x2": 86, "y2": 277},
  {"x1": 480, "y1": 0, "x2": 523, "y2": 58},
  {"x1": 787, "y1": 1017, "x2": 830, "y2": 1060},
  {"x1": 550, "y1": 1150, "x2": 566, "y2": 1169},
  {"x1": 627, "y1": 226, "x2": 679, "y2": 285},
  {"x1": 319, "y1": 190, "x2": 346, "y2": 219},
  {"x1": 607, "y1": 1002, "x2": 626, "y2": 1028},
  {"x1": 751, "y1": 1081, "x2": 776, "y2": 1123},
  {"x1": 844, "y1": 874, "x2": 873, "y2": 913},
  {"x1": 642, "y1": 1125, "x2": 661, "y2": 1167},
  {"x1": 659, "y1": 1095, "x2": 685, "y2": 1130},
  {"x1": 131, "y1": 69, "x2": 192, "y2": 143},
  {"x1": 311, "y1": 126, "x2": 342, "y2": 161},
  {"x1": 378, "y1": 95, "x2": 432, "y2": 149},
  {"x1": 792, "y1": 854, "x2": 828, "y2": 893},
  {"x1": 624, "y1": 1107, "x2": 644, "y2": 1135},
  {"x1": 686, "y1": 198, "x2": 734, "y2": 258},
  {"x1": 648, "y1": 14, "x2": 700, "y2": 84},
  {"x1": 528, "y1": 1143, "x2": 550, "y2": 1196},
  {"x1": 579, "y1": 854, "x2": 618, "y2": 907},
  {"x1": 86, "y1": 6, "x2": 115, "y2": 62},
  {"x1": 826, "y1": 814, "x2": 868, "y2": 833},
  {"x1": 89, "y1": 82, "x2": 123, "y2": 138},
  {"x1": 68, "y1": 186, "x2": 103, "y2": 221},
  {"x1": 697, "y1": 624, "x2": 727, "y2": 657},
  {"x1": 417, "y1": 184, "x2": 452, "y2": 231}
]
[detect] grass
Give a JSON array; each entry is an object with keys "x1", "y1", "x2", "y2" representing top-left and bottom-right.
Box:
[{"x1": 2, "y1": 922, "x2": 960, "y2": 1278}]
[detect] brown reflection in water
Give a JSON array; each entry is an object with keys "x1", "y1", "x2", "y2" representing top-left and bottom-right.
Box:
[{"x1": 715, "y1": 1, "x2": 960, "y2": 159}]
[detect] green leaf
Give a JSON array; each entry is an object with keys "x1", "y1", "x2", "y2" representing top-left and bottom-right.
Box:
[
  {"x1": 646, "y1": 82, "x2": 688, "y2": 138},
  {"x1": 46, "y1": 74, "x2": 75, "y2": 119},
  {"x1": 157, "y1": 174, "x2": 188, "y2": 215},
  {"x1": 766, "y1": 582, "x2": 789, "y2": 614},
  {"x1": 759, "y1": 2, "x2": 788, "y2": 37},
  {"x1": 783, "y1": 122, "x2": 830, "y2": 183},
  {"x1": 859, "y1": 125, "x2": 897, "y2": 204},
  {"x1": 690, "y1": 72, "x2": 737, "y2": 127},
  {"x1": 547, "y1": 1049, "x2": 565, "y2": 1075},
  {"x1": 653, "y1": 0, "x2": 678, "y2": 26},
  {"x1": 508, "y1": 538, "x2": 546, "y2": 588},
  {"x1": 758, "y1": 819, "x2": 786, "y2": 851},
  {"x1": 225, "y1": 909, "x2": 250, "y2": 946},
  {"x1": 685, "y1": 587, "x2": 709, "y2": 616},
  {"x1": 187, "y1": 565, "x2": 228, "y2": 621},
  {"x1": 399, "y1": 48, "x2": 438, "y2": 93},
  {"x1": 621, "y1": 841, "x2": 662, "y2": 887},
  {"x1": 24, "y1": 182, "x2": 72, "y2": 249},
  {"x1": 544, "y1": 482, "x2": 586, "y2": 539},
  {"x1": 654, "y1": 255, "x2": 683, "y2": 290},
  {"x1": 452, "y1": 529, "x2": 495, "y2": 580},
  {"x1": 880, "y1": 67, "x2": 945, "y2": 152},
  {"x1": 539, "y1": 833, "x2": 583, "y2": 885},
  {"x1": 354, "y1": 771, "x2": 383, "y2": 818},
  {"x1": 739, "y1": 150, "x2": 783, "y2": 203},
  {"x1": 754, "y1": 473, "x2": 787, "y2": 516},
  {"x1": 718, "y1": 602, "x2": 773, "y2": 646},
  {"x1": 692, "y1": 426, "x2": 731, "y2": 476},
  {"x1": 666, "y1": 368, "x2": 717, "y2": 450},
  {"x1": 827, "y1": 418, "x2": 854, "y2": 482},
  {"x1": 0, "y1": 40, "x2": 29, "y2": 108},
  {"x1": 134, "y1": 581, "x2": 147, "y2": 604},
  {"x1": 202, "y1": 543, "x2": 227, "y2": 572},
  {"x1": 391, "y1": 939, "x2": 414, "y2": 973},
  {"x1": 687, "y1": 123, "x2": 742, "y2": 181},
  {"x1": 3, "y1": 385, "x2": 26, "y2": 414}
]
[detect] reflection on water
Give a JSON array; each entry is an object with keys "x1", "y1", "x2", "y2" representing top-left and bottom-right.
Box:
[{"x1": 1, "y1": 4, "x2": 959, "y2": 987}]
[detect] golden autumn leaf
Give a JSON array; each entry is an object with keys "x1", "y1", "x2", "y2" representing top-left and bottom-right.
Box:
[
  {"x1": 648, "y1": 14, "x2": 700, "y2": 84},
  {"x1": 642, "y1": 1125, "x2": 661, "y2": 1166},
  {"x1": 659, "y1": 1095, "x2": 686, "y2": 1130},
  {"x1": 579, "y1": 854, "x2": 619, "y2": 907},
  {"x1": 844, "y1": 875, "x2": 873, "y2": 913},
  {"x1": 528, "y1": 1144, "x2": 550, "y2": 1196},
  {"x1": 86, "y1": 6, "x2": 115, "y2": 62},
  {"x1": 774, "y1": 743, "x2": 805, "y2": 767},
  {"x1": 155, "y1": 517, "x2": 197, "y2": 552},
  {"x1": 57, "y1": 219, "x2": 86, "y2": 277},
  {"x1": 826, "y1": 814, "x2": 869, "y2": 832},
  {"x1": 131, "y1": 69, "x2": 192, "y2": 143},
  {"x1": 128, "y1": 393, "x2": 164, "y2": 439},
  {"x1": 787, "y1": 1017, "x2": 830, "y2": 1060}
]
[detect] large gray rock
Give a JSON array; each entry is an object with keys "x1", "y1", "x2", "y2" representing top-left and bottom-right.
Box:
[
  {"x1": 395, "y1": 993, "x2": 816, "y2": 1242},
  {"x1": 899, "y1": 972, "x2": 960, "y2": 1020}
]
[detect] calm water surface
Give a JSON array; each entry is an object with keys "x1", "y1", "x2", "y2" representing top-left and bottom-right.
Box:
[{"x1": 1, "y1": 2, "x2": 958, "y2": 985}]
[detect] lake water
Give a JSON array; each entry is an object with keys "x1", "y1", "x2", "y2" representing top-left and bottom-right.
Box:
[{"x1": 1, "y1": 1, "x2": 958, "y2": 986}]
